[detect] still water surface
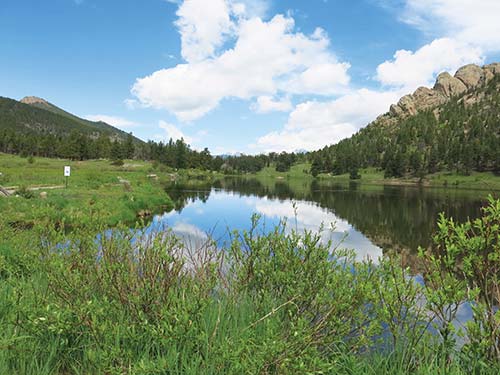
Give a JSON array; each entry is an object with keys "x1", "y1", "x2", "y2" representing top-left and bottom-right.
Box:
[{"x1": 149, "y1": 177, "x2": 487, "y2": 265}]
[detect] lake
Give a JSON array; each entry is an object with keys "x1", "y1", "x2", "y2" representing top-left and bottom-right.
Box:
[{"x1": 150, "y1": 177, "x2": 487, "y2": 266}]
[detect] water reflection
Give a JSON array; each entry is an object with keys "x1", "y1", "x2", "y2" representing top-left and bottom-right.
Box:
[
  {"x1": 153, "y1": 177, "x2": 487, "y2": 266},
  {"x1": 148, "y1": 188, "x2": 382, "y2": 262}
]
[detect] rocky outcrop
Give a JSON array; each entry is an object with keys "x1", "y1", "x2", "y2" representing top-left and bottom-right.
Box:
[
  {"x1": 413, "y1": 86, "x2": 445, "y2": 108},
  {"x1": 0, "y1": 186, "x2": 11, "y2": 197},
  {"x1": 455, "y1": 64, "x2": 486, "y2": 88},
  {"x1": 390, "y1": 95, "x2": 416, "y2": 117},
  {"x1": 20, "y1": 96, "x2": 50, "y2": 105},
  {"x1": 433, "y1": 72, "x2": 467, "y2": 97},
  {"x1": 380, "y1": 63, "x2": 499, "y2": 126},
  {"x1": 484, "y1": 62, "x2": 500, "y2": 75},
  {"x1": 389, "y1": 87, "x2": 446, "y2": 119}
]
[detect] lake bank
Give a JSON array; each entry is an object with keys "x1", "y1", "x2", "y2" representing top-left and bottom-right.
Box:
[
  {"x1": 2, "y1": 153, "x2": 498, "y2": 231},
  {"x1": 251, "y1": 163, "x2": 500, "y2": 191}
]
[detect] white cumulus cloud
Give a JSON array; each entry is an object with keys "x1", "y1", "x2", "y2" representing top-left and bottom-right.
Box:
[
  {"x1": 254, "y1": 89, "x2": 400, "y2": 152},
  {"x1": 85, "y1": 115, "x2": 137, "y2": 129},
  {"x1": 231, "y1": 0, "x2": 269, "y2": 18},
  {"x1": 175, "y1": 0, "x2": 234, "y2": 63},
  {"x1": 288, "y1": 61, "x2": 351, "y2": 95},
  {"x1": 376, "y1": 0, "x2": 499, "y2": 90},
  {"x1": 131, "y1": 2, "x2": 350, "y2": 122},
  {"x1": 401, "y1": 0, "x2": 500, "y2": 53},
  {"x1": 156, "y1": 120, "x2": 193, "y2": 144},
  {"x1": 252, "y1": 96, "x2": 293, "y2": 113},
  {"x1": 376, "y1": 37, "x2": 484, "y2": 89}
]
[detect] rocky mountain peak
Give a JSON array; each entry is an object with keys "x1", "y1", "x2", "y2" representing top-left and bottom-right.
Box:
[
  {"x1": 382, "y1": 63, "x2": 499, "y2": 126},
  {"x1": 20, "y1": 96, "x2": 50, "y2": 105}
]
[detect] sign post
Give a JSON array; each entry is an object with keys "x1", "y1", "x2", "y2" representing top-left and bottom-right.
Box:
[{"x1": 64, "y1": 166, "x2": 71, "y2": 188}]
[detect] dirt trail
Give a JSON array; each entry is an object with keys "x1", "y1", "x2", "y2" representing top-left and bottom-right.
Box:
[{"x1": 0, "y1": 185, "x2": 65, "y2": 196}]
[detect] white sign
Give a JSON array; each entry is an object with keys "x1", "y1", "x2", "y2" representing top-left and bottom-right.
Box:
[{"x1": 64, "y1": 166, "x2": 71, "y2": 177}]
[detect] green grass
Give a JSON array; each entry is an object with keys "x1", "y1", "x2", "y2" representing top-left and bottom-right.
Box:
[
  {"x1": 255, "y1": 163, "x2": 311, "y2": 179},
  {"x1": 0, "y1": 153, "x2": 173, "y2": 227},
  {"x1": 253, "y1": 162, "x2": 500, "y2": 191},
  {"x1": 427, "y1": 170, "x2": 500, "y2": 190},
  {"x1": 316, "y1": 167, "x2": 385, "y2": 183},
  {"x1": 0, "y1": 153, "x2": 153, "y2": 186}
]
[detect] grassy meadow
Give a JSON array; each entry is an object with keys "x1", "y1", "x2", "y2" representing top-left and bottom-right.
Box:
[{"x1": 0, "y1": 153, "x2": 174, "y2": 227}]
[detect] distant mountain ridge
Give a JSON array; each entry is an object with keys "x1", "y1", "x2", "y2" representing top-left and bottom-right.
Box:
[{"x1": 0, "y1": 95, "x2": 142, "y2": 144}]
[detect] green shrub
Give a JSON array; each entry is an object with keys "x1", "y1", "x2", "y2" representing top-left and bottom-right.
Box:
[
  {"x1": 420, "y1": 195, "x2": 500, "y2": 367},
  {"x1": 111, "y1": 159, "x2": 124, "y2": 166},
  {"x1": 15, "y1": 185, "x2": 35, "y2": 199}
]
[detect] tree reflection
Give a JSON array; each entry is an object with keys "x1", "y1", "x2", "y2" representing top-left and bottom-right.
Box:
[{"x1": 165, "y1": 177, "x2": 485, "y2": 267}]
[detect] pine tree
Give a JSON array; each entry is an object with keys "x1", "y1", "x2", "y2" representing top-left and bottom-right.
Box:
[
  {"x1": 125, "y1": 133, "x2": 135, "y2": 159},
  {"x1": 310, "y1": 156, "x2": 323, "y2": 177}
]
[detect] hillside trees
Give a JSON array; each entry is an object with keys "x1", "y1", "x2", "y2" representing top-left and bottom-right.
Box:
[
  {"x1": 275, "y1": 152, "x2": 297, "y2": 172},
  {"x1": 313, "y1": 76, "x2": 500, "y2": 178}
]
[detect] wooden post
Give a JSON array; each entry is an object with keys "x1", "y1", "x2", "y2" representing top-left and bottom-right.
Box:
[{"x1": 64, "y1": 166, "x2": 71, "y2": 188}]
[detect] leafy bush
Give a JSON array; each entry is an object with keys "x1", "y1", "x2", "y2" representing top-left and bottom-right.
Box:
[
  {"x1": 350, "y1": 167, "x2": 361, "y2": 180},
  {"x1": 15, "y1": 185, "x2": 35, "y2": 199},
  {"x1": 111, "y1": 159, "x2": 124, "y2": 166},
  {"x1": 420, "y1": 195, "x2": 500, "y2": 367}
]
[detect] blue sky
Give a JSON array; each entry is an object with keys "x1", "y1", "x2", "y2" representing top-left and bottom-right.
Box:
[{"x1": 1, "y1": 0, "x2": 499, "y2": 154}]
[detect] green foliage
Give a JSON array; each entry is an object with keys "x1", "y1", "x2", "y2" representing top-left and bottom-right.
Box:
[
  {"x1": 349, "y1": 166, "x2": 361, "y2": 180},
  {"x1": 110, "y1": 158, "x2": 124, "y2": 166},
  {"x1": 420, "y1": 195, "x2": 500, "y2": 365},
  {"x1": 274, "y1": 152, "x2": 296, "y2": 173},
  {"x1": 0, "y1": 155, "x2": 174, "y2": 228},
  {"x1": 310, "y1": 156, "x2": 322, "y2": 177},
  {"x1": 147, "y1": 139, "x2": 223, "y2": 172},
  {"x1": 15, "y1": 185, "x2": 35, "y2": 199}
]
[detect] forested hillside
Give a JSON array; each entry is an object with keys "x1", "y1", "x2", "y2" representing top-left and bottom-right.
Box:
[
  {"x1": 19, "y1": 96, "x2": 134, "y2": 136},
  {"x1": 310, "y1": 63, "x2": 500, "y2": 178},
  {"x1": 0, "y1": 96, "x2": 141, "y2": 159},
  {"x1": 0, "y1": 95, "x2": 304, "y2": 171}
]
